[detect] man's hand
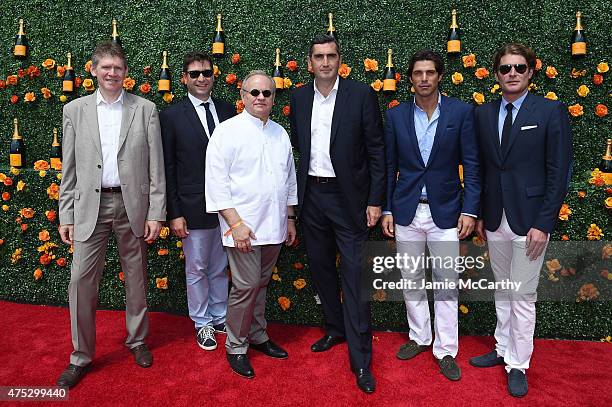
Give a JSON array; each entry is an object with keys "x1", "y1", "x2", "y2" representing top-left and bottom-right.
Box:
[
  {"x1": 144, "y1": 220, "x2": 163, "y2": 243},
  {"x1": 457, "y1": 215, "x2": 476, "y2": 240},
  {"x1": 366, "y1": 206, "x2": 382, "y2": 228},
  {"x1": 475, "y1": 219, "x2": 487, "y2": 241},
  {"x1": 232, "y1": 224, "x2": 257, "y2": 254},
  {"x1": 59, "y1": 224, "x2": 74, "y2": 245},
  {"x1": 169, "y1": 217, "x2": 189, "y2": 239},
  {"x1": 286, "y1": 220, "x2": 297, "y2": 246},
  {"x1": 526, "y1": 228, "x2": 548, "y2": 261},
  {"x1": 381, "y1": 214, "x2": 394, "y2": 237}
]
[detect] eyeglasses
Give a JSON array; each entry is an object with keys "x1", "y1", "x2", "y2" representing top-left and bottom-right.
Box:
[
  {"x1": 498, "y1": 64, "x2": 528, "y2": 75},
  {"x1": 241, "y1": 88, "x2": 273, "y2": 98},
  {"x1": 186, "y1": 69, "x2": 214, "y2": 79}
]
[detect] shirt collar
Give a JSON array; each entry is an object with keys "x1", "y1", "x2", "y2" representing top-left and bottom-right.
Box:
[
  {"x1": 188, "y1": 92, "x2": 213, "y2": 108},
  {"x1": 313, "y1": 76, "x2": 340, "y2": 99},
  {"x1": 241, "y1": 109, "x2": 270, "y2": 129},
  {"x1": 413, "y1": 93, "x2": 442, "y2": 112},
  {"x1": 502, "y1": 91, "x2": 528, "y2": 110},
  {"x1": 96, "y1": 89, "x2": 124, "y2": 106}
]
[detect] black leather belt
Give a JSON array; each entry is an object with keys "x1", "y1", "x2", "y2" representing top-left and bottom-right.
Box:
[
  {"x1": 101, "y1": 186, "x2": 122, "y2": 193},
  {"x1": 308, "y1": 175, "x2": 337, "y2": 184},
  {"x1": 419, "y1": 198, "x2": 429, "y2": 204}
]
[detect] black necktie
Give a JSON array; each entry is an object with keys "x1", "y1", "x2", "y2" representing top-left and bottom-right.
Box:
[
  {"x1": 501, "y1": 103, "x2": 514, "y2": 152},
  {"x1": 202, "y1": 102, "x2": 215, "y2": 137}
]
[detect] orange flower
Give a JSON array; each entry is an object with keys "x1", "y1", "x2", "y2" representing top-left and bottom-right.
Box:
[
  {"x1": 119, "y1": 271, "x2": 125, "y2": 281},
  {"x1": 45, "y1": 210, "x2": 56, "y2": 222},
  {"x1": 338, "y1": 63, "x2": 351, "y2": 78},
  {"x1": 38, "y1": 229, "x2": 50, "y2": 242},
  {"x1": 577, "y1": 190, "x2": 587, "y2": 198},
  {"x1": 535, "y1": 59, "x2": 542, "y2": 71},
  {"x1": 388, "y1": 99, "x2": 400, "y2": 109},
  {"x1": 475, "y1": 67, "x2": 489, "y2": 79},
  {"x1": 21, "y1": 223, "x2": 28, "y2": 232},
  {"x1": 278, "y1": 296, "x2": 291, "y2": 311},
  {"x1": 395, "y1": 72, "x2": 401, "y2": 82},
  {"x1": 602, "y1": 244, "x2": 612, "y2": 259},
  {"x1": 4, "y1": 177, "x2": 13, "y2": 186},
  {"x1": 156, "y1": 277, "x2": 168, "y2": 289},
  {"x1": 597, "y1": 62, "x2": 609, "y2": 73},
  {"x1": 576, "y1": 84, "x2": 590, "y2": 97},
  {"x1": 587, "y1": 224, "x2": 603, "y2": 241},
  {"x1": 56, "y1": 65, "x2": 66, "y2": 77},
  {"x1": 139, "y1": 82, "x2": 151, "y2": 94},
  {"x1": 56, "y1": 257, "x2": 67, "y2": 267},
  {"x1": 225, "y1": 73, "x2": 237, "y2": 85},
  {"x1": 47, "y1": 183, "x2": 59, "y2": 200},
  {"x1": 283, "y1": 78, "x2": 292, "y2": 89},
  {"x1": 0, "y1": 80, "x2": 5, "y2": 89},
  {"x1": 231, "y1": 54, "x2": 240, "y2": 64},
  {"x1": 282, "y1": 105, "x2": 290, "y2": 116},
  {"x1": 213, "y1": 65, "x2": 220, "y2": 77},
  {"x1": 24, "y1": 92, "x2": 36, "y2": 102},
  {"x1": 143, "y1": 66, "x2": 152, "y2": 75},
  {"x1": 10, "y1": 95, "x2": 19, "y2": 104},
  {"x1": 34, "y1": 160, "x2": 50, "y2": 171},
  {"x1": 6, "y1": 75, "x2": 18, "y2": 86},
  {"x1": 84, "y1": 60, "x2": 92, "y2": 73},
  {"x1": 34, "y1": 268, "x2": 43, "y2": 280},
  {"x1": 18, "y1": 68, "x2": 26, "y2": 78},
  {"x1": 83, "y1": 78, "x2": 95, "y2": 92},
  {"x1": 286, "y1": 60, "x2": 298, "y2": 71},
  {"x1": 472, "y1": 235, "x2": 486, "y2": 247},
  {"x1": 570, "y1": 68, "x2": 586, "y2": 78},
  {"x1": 605, "y1": 197, "x2": 612, "y2": 209},
  {"x1": 236, "y1": 80, "x2": 242, "y2": 89},
  {"x1": 372, "y1": 289, "x2": 387, "y2": 302},
  {"x1": 40, "y1": 253, "x2": 52, "y2": 265},
  {"x1": 1, "y1": 192, "x2": 9, "y2": 201},
  {"x1": 568, "y1": 103, "x2": 584, "y2": 117},
  {"x1": 236, "y1": 100, "x2": 244, "y2": 113},
  {"x1": 157, "y1": 248, "x2": 169, "y2": 256},
  {"x1": 595, "y1": 104, "x2": 608, "y2": 117},
  {"x1": 123, "y1": 77, "x2": 136, "y2": 91},
  {"x1": 545, "y1": 66, "x2": 558, "y2": 78},
  {"x1": 75, "y1": 77, "x2": 82, "y2": 88},
  {"x1": 41, "y1": 87, "x2": 52, "y2": 99},
  {"x1": 20, "y1": 208, "x2": 35, "y2": 218},
  {"x1": 364, "y1": 58, "x2": 378, "y2": 72},
  {"x1": 546, "y1": 259, "x2": 562, "y2": 272},
  {"x1": 558, "y1": 203, "x2": 572, "y2": 220},
  {"x1": 42, "y1": 59, "x2": 56, "y2": 70},
  {"x1": 472, "y1": 92, "x2": 485, "y2": 105},
  {"x1": 577, "y1": 283, "x2": 599, "y2": 302},
  {"x1": 561, "y1": 234, "x2": 569, "y2": 241},
  {"x1": 451, "y1": 72, "x2": 464, "y2": 85},
  {"x1": 293, "y1": 278, "x2": 306, "y2": 289},
  {"x1": 593, "y1": 74, "x2": 603, "y2": 85},
  {"x1": 462, "y1": 54, "x2": 476, "y2": 68},
  {"x1": 293, "y1": 262, "x2": 304, "y2": 270},
  {"x1": 51, "y1": 160, "x2": 62, "y2": 171},
  {"x1": 370, "y1": 79, "x2": 383, "y2": 92}
]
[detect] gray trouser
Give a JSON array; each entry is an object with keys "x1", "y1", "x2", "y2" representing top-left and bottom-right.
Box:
[{"x1": 225, "y1": 244, "x2": 282, "y2": 354}]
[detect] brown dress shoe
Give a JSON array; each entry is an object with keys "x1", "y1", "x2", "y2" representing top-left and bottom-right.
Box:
[
  {"x1": 130, "y1": 344, "x2": 153, "y2": 368},
  {"x1": 56, "y1": 364, "x2": 90, "y2": 388}
]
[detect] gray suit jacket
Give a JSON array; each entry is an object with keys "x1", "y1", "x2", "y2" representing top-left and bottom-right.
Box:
[{"x1": 59, "y1": 91, "x2": 166, "y2": 242}]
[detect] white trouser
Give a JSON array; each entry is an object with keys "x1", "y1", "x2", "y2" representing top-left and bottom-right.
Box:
[
  {"x1": 396, "y1": 203, "x2": 460, "y2": 359},
  {"x1": 486, "y1": 211, "x2": 547, "y2": 373}
]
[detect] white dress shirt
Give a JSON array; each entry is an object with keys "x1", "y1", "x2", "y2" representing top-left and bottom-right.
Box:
[
  {"x1": 205, "y1": 110, "x2": 298, "y2": 247},
  {"x1": 308, "y1": 76, "x2": 339, "y2": 177},
  {"x1": 188, "y1": 92, "x2": 219, "y2": 138},
  {"x1": 96, "y1": 90, "x2": 123, "y2": 187}
]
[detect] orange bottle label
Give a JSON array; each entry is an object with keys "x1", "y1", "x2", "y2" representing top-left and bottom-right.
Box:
[
  {"x1": 212, "y1": 42, "x2": 224, "y2": 55},
  {"x1": 274, "y1": 77, "x2": 284, "y2": 89},
  {"x1": 50, "y1": 158, "x2": 61, "y2": 168},
  {"x1": 572, "y1": 42, "x2": 586, "y2": 55},
  {"x1": 158, "y1": 79, "x2": 170, "y2": 92},
  {"x1": 447, "y1": 40, "x2": 461, "y2": 53},
  {"x1": 10, "y1": 154, "x2": 22, "y2": 167},
  {"x1": 383, "y1": 79, "x2": 396, "y2": 92},
  {"x1": 63, "y1": 80, "x2": 74, "y2": 92},
  {"x1": 603, "y1": 172, "x2": 612, "y2": 185},
  {"x1": 14, "y1": 45, "x2": 26, "y2": 56}
]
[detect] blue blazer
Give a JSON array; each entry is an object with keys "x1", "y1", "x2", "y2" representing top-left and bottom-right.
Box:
[
  {"x1": 384, "y1": 95, "x2": 480, "y2": 229},
  {"x1": 474, "y1": 93, "x2": 572, "y2": 235}
]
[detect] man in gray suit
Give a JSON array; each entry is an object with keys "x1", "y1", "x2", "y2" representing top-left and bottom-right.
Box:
[{"x1": 56, "y1": 41, "x2": 166, "y2": 388}]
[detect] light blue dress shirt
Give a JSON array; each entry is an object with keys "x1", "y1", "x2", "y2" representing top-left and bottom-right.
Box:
[
  {"x1": 414, "y1": 94, "x2": 442, "y2": 199},
  {"x1": 498, "y1": 91, "x2": 528, "y2": 144}
]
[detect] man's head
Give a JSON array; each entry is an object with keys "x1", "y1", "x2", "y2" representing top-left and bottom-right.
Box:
[
  {"x1": 308, "y1": 35, "x2": 342, "y2": 82},
  {"x1": 493, "y1": 43, "x2": 535, "y2": 101},
  {"x1": 408, "y1": 50, "x2": 444, "y2": 98},
  {"x1": 91, "y1": 41, "x2": 128, "y2": 96},
  {"x1": 181, "y1": 52, "x2": 215, "y2": 101},
  {"x1": 240, "y1": 70, "x2": 275, "y2": 121}
]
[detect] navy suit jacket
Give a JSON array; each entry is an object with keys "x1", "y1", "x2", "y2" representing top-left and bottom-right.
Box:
[
  {"x1": 289, "y1": 78, "x2": 386, "y2": 229},
  {"x1": 384, "y1": 95, "x2": 480, "y2": 228},
  {"x1": 475, "y1": 92, "x2": 572, "y2": 235},
  {"x1": 160, "y1": 97, "x2": 235, "y2": 229}
]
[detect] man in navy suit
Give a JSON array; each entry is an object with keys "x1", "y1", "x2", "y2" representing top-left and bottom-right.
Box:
[
  {"x1": 289, "y1": 35, "x2": 385, "y2": 393},
  {"x1": 470, "y1": 43, "x2": 572, "y2": 397},
  {"x1": 160, "y1": 52, "x2": 235, "y2": 352},
  {"x1": 381, "y1": 50, "x2": 480, "y2": 381}
]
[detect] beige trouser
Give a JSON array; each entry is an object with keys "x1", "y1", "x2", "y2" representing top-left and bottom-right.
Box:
[
  {"x1": 225, "y1": 244, "x2": 282, "y2": 354},
  {"x1": 69, "y1": 192, "x2": 149, "y2": 366}
]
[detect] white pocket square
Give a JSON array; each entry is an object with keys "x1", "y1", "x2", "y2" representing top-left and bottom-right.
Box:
[{"x1": 521, "y1": 125, "x2": 538, "y2": 130}]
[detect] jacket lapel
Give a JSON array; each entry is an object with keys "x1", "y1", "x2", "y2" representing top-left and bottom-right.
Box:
[
  {"x1": 426, "y1": 95, "x2": 451, "y2": 167},
  {"x1": 489, "y1": 99, "x2": 503, "y2": 163},
  {"x1": 330, "y1": 78, "x2": 348, "y2": 146},
  {"x1": 117, "y1": 92, "x2": 137, "y2": 152},
  {"x1": 502, "y1": 92, "x2": 536, "y2": 160},
  {"x1": 182, "y1": 98, "x2": 208, "y2": 140},
  {"x1": 403, "y1": 101, "x2": 425, "y2": 167},
  {"x1": 82, "y1": 93, "x2": 102, "y2": 159}
]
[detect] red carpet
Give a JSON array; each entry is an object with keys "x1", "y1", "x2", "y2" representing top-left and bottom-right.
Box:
[{"x1": 0, "y1": 301, "x2": 609, "y2": 406}]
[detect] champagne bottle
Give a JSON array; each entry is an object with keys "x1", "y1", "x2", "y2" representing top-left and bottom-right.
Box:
[
  {"x1": 272, "y1": 48, "x2": 284, "y2": 90},
  {"x1": 383, "y1": 49, "x2": 396, "y2": 93},
  {"x1": 10, "y1": 118, "x2": 25, "y2": 169},
  {"x1": 158, "y1": 51, "x2": 171, "y2": 93},
  {"x1": 326, "y1": 13, "x2": 336, "y2": 39},
  {"x1": 447, "y1": 9, "x2": 461, "y2": 55},
  {"x1": 571, "y1": 11, "x2": 587, "y2": 57},
  {"x1": 111, "y1": 18, "x2": 122, "y2": 47},
  {"x1": 13, "y1": 19, "x2": 29, "y2": 59},
  {"x1": 600, "y1": 139, "x2": 612, "y2": 184},
  {"x1": 62, "y1": 53, "x2": 76, "y2": 93},
  {"x1": 50, "y1": 128, "x2": 62, "y2": 169},
  {"x1": 212, "y1": 14, "x2": 225, "y2": 57}
]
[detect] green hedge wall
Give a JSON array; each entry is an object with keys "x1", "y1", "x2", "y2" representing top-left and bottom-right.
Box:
[{"x1": 0, "y1": 0, "x2": 610, "y2": 340}]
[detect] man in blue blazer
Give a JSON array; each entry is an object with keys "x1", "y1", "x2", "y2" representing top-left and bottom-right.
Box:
[
  {"x1": 470, "y1": 43, "x2": 572, "y2": 397},
  {"x1": 160, "y1": 52, "x2": 235, "y2": 352},
  {"x1": 381, "y1": 50, "x2": 480, "y2": 381}
]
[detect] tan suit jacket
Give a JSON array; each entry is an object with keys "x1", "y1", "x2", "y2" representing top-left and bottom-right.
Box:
[{"x1": 59, "y1": 91, "x2": 166, "y2": 242}]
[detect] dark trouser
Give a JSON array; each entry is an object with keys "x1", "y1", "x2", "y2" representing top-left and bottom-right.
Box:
[{"x1": 301, "y1": 178, "x2": 372, "y2": 370}]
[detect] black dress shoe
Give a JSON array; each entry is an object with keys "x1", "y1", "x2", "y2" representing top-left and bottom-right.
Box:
[
  {"x1": 250, "y1": 340, "x2": 288, "y2": 359},
  {"x1": 227, "y1": 353, "x2": 254, "y2": 378},
  {"x1": 437, "y1": 355, "x2": 462, "y2": 381},
  {"x1": 469, "y1": 350, "x2": 505, "y2": 368},
  {"x1": 130, "y1": 344, "x2": 153, "y2": 368},
  {"x1": 311, "y1": 335, "x2": 346, "y2": 352},
  {"x1": 56, "y1": 364, "x2": 90, "y2": 388},
  {"x1": 354, "y1": 368, "x2": 376, "y2": 394},
  {"x1": 507, "y1": 369, "x2": 528, "y2": 397}
]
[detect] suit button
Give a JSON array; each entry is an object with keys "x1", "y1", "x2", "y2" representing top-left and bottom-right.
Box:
[
  {"x1": 501, "y1": 167, "x2": 505, "y2": 171},
  {"x1": 97, "y1": 164, "x2": 101, "y2": 168},
  {"x1": 95, "y1": 188, "x2": 99, "y2": 193}
]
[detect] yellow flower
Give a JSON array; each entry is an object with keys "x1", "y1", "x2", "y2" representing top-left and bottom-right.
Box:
[
  {"x1": 490, "y1": 84, "x2": 500, "y2": 94},
  {"x1": 605, "y1": 197, "x2": 612, "y2": 209},
  {"x1": 272, "y1": 273, "x2": 281, "y2": 282},
  {"x1": 123, "y1": 77, "x2": 136, "y2": 91},
  {"x1": 39, "y1": 170, "x2": 47, "y2": 177},
  {"x1": 577, "y1": 84, "x2": 590, "y2": 97},
  {"x1": 159, "y1": 227, "x2": 170, "y2": 239},
  {"x1": 587, "y1": 224, "x2": 604, "y2": 241},
  {"x1": 41, "y1": 59, "x2": 56, "y2": 70},
  {"x1": 545, "y1": 92, "x2": 558, "y2": 100},
  {"x1": 293, "y1": 278, "x2": 307, "y2": 290},
  {"x1": 283, "y1": 77, "x2": 292, "y2": 89},
  {"x1": 213, "y1": 65, "x2": 220, "y2": 77},
  {"x1": 163, "y1": 92, "x2": 174, "y2": 103},
  {"x1": 59, "y1": 95, "x2": 67, "y2": 103},
  {"x1": 24, "y1": 92, "x2": 36, "y2": 103},
  {"x1": 597, "y1": 62, "x2": 609, "y2": 73},
  {"x1": 176, "y1": 241, "x2": 183, "y2": 248},
  {"x1": 462, "y1": 54, "x2": 476, "y2": 68},
  {"x1": 370, "y1": 79, "x2": 383, "y2": 92},
  {"x1": 57, "y1": 173, "x2": 62, "y2": 180},
  {"x1": 459, "y1": 304, "x2": 469, "y2": 314},
  {"x1": 528, "y1": 83, "x2": 538, "y2": 91},
  {"x1": 16, "y1": 180, "x2": 25, "y2": 191},
  {"x1": 472, "y1": 92, "x2": 485, "y2": 105},
  {"x1": 570, "y1": 68, "x2": 587, "y2": 78},
  {"x1": 451, "y1": 72, "x2": 464, "y2": 85},
  {"x1": 364, "y1": 58, "x2": 378, "y2": 72},
  {"x1": 546, "y1": 259, "x2": 562, "y2": 272},
  {"x1": 2, "y1": 205, "x2": 9, "y2": 211},
  {"x1": 83, "y1": 78, "x2": 95, "y2": 92}
]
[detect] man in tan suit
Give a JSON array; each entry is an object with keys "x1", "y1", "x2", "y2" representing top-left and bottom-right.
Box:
[{"x1": 56, "y1": 41, "x2": 166, "y2": 388}]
